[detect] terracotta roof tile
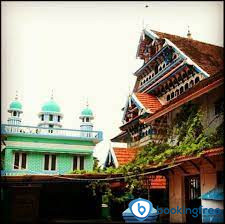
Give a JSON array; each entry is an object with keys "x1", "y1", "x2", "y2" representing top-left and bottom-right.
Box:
[
  {"x1": 134, "y1": 92, "x2": 162, "y2": 113},
  {"x1": 113, "y1": 147, "x2": 139, "y2": 166},
  {"x1": 152, "y1": 30, "x2": 224, "y2": 76},
  {"x1": 163, "y1": 147, "x2": 224, "y2": 165}
]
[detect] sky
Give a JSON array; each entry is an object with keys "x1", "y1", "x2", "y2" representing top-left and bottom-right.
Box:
[{"x1": 1, "y1": 1, "x2": 224, "y2": 166}]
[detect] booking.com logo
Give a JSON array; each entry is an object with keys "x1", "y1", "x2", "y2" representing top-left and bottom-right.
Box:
[{"x1": 122, "y1": 198, "x2": 223, "y2": 223}]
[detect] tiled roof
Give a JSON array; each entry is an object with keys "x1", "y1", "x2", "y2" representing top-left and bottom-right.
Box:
[
  {"x1": 142, "y1": 72, "x2": 224, "y2": 124},
  {"x1": 113, "y1": 147, "x2": 139, "y2": 166},
  {"x1": 134, "y1": 92, "x2": 162, "y2": 113},
  {"x1": 163, "y1": 147, "x2": 224, "y2": 165},
  {"x1": 153, "y1": 30, "x2": 224, "y2": 76}
]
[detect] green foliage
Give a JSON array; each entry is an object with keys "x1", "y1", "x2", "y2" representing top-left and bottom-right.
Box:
[{"x1": 72, "y1": 102, "x2": 224, "y2": 204}]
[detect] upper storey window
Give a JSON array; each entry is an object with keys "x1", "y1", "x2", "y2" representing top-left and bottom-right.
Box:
[{"x1": 49, "y1": 114, "x2": 53, "y2": 121}]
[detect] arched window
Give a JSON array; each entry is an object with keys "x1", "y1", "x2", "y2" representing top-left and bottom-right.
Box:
[
  {"x1": 189, "y1": 80, "x2": 194, "y2": 88},
  {"x1": 158, "y1": 66, "x2": 162, "y2": 72},
  {"x1": 173, "y1": 54, "x2": 177, "y2": 60},
  {"x1": 155, "y1": 66, "x2": 158, "y2": 74},
  {"x1": 163, "y1": 63, "x2": 166, "y2": 68},
  {"x1": 175, "y1": 89, "x2": 179, "y2": 97},
  {"x1": 195, "y1": 77, "x2": 200, "y2": 84},
  {"x1": 146, "y1": 77, "x2": 149, "y2": 82},
  {"x1": 167, "y1": 95, "x2": 170, "y2": 101},
  {"x1": 171, "y1": 92, "x2": 175, "y2": 99},
  {"x1": 58, "y1": 116, "x2": 60, "y2": 122},
  {"x1": 13, "y1": 111, "x2": 17, "y2": 116},
  {"x1": 180, "y1": 86, "x2": 184, "y2": 94},
  {"x1": 185, "y1": 83, "x2": 189, "y2": 90},
  {"x1": 152, "y1": 72, "x2": 155, "y2": 77}
]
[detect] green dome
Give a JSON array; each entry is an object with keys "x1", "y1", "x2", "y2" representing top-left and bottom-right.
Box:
[
  {"x1": 10, "y1": 100, "x2": 22, "y2": 110},
  {"x1": 42, "y1": 100, "x2": 60, "y2": 113},
  {"x1": 81, "y1": 107, "x2": 93, "y2": 116}
]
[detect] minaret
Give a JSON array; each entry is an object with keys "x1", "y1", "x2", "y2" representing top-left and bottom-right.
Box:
[
  {"x1": 38, "y1": 91, "x2": 63, "y2": 132},
  {"x1": 79, "y1": 101, "x2": 94, "y2": 138},
  {"x1": 7, "y1": 92, "x2": 23, "y2": 125}
]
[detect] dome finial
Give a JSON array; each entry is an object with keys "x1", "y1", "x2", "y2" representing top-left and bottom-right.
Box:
[
  {"x1": 187, "y1": 25, "x2": 192, "y2": 39},
  {"x1": 15, "y1": 90, "x2": 18, "y2": 100},
  {"x1": 86, "y1": 98, "x2": 89, "y2": 108},
  {"x1": 51, "y1": 89, "x2": 54, "y2": 100}
]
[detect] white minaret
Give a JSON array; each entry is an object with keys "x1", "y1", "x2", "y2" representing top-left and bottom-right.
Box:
[
  {"x1": 7, "y1": 92, "x2": 23, "y2": 125},
  {"x1": 79, "y1": 101, "x2": 94, "y2": 138}
]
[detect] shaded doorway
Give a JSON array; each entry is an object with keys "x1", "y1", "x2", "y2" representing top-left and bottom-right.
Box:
[{"x1": 185, "y1": 175, "x2": 202, "y2": 224}]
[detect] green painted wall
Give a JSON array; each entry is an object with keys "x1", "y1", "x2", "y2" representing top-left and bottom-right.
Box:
[{"x1": 3, "y1": 148, "x2": 93, "y2": 175}]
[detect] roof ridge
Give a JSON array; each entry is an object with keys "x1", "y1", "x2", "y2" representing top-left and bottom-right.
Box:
[{"x1": 151, "y1": 29, "x2": 223, "y2": 48}]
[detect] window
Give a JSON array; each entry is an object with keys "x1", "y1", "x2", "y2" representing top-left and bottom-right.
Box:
[
  {"x1": 49, "y1": 114, "x2": 53, "y2": 121},
  {"x1": 155, "y1": 66, "x2": 158, "y2": 74},
  {"x1": 167, "y1": 95, "x2": 170, "y2": 101},
  {"x1": 185, "y1": 83, "x2": 189, "y2": 90},
  {"x1": 171, "y1": 92, "x2": 175, "y2": 99},
  {"x1": 41, "y1": 114, "x2": 44, "y2": 121},
  {"x1": 175, "y1": 89, "x2": 179, "y2": 97},
  {"x1": 86, "y1": 117, "x2": 90, "y2": 122},
  {"x1": 73, "y1": 155, "x2": 85, "y2": 170},
  {"x1": 13, "y1": 111, "x2": 17, "y2": 116},
  {"x1": 57, "y1": 116, "x2": 60, "y2": 122},
  {"x1": 180, "y1": 86, "x2": 184, "y2": 94},
  {"x1": 195, "y1": 77, "x2": 200, "y2": 84},
  {"x1": 189, "y1": 80, "x2": 194, "y2": 88},
  {"x1": 44, "y1": 154, "x2": 56, "y2": 171},
  {"x1": 14, "y1": 152, "x2": 27, "y2": 170}
]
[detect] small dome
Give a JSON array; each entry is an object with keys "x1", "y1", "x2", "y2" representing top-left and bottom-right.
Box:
[
  {"x1": 81, "y1": 107, "x2": 93, "y2": 116},
  {"x1": 10, "y1": 100, "x2": 22, "y2": 110},
  {"x1": 42, "y1": 100, "x2": 60, "y2": 113}
]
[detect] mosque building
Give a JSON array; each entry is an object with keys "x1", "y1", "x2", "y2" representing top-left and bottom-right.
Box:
[{"x1": 1, "y1": 93, "x2": 103, "y2": 175}]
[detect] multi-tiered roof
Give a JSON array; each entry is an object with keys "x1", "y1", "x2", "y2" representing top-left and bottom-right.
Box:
[{"x1": 110, "y1": 28, "x2": 223, "y2": 164}]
